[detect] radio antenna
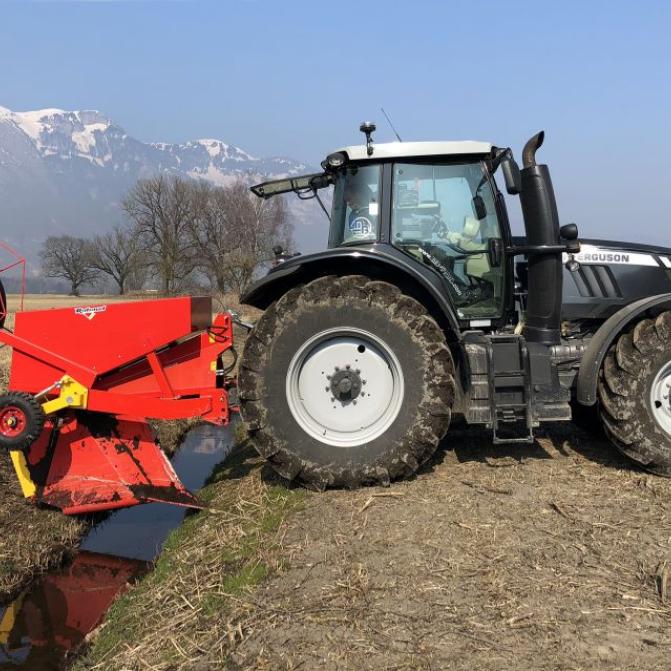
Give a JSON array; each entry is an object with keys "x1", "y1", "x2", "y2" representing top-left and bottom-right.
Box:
[{"x1": 380, "y1": 107, "x2": 402, "y2": 142}]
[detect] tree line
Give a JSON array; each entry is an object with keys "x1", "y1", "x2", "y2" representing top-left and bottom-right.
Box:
[{"x1": 40, "y1": 176, "x2": 292, "y2": 297}]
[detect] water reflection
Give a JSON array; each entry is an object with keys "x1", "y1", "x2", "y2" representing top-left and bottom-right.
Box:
[{"x1": 0, "y1": 551, "x2": 146, "y2": 671}]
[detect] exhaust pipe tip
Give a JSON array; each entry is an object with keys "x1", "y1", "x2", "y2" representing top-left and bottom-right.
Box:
[{"x1": 522, "y1": 131, "x2": 545, "y2": 168}]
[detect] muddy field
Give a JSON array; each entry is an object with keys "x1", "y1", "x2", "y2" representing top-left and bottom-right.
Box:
[
  {"x1": 77, "y1": 419, "x2": 671, "y2": 671},
  {"x1": 7, "y1": 294, "x2": 671, "y2": 669}
]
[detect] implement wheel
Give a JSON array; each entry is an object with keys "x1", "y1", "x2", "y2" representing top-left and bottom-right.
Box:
[
  {"x1": 239, "y1": 275, "x2": 455, "y2": 489},
  {"x1": 0, "y1": 392, "x2": 45, "y2": 451},
  {"x1": 598, "y1": 311, "x2": 671, "y2": 475}
]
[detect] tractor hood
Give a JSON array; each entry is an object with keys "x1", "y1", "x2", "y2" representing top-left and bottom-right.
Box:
[{"x1": 539, "y1": 236, "x2": 671, "y2": 321}]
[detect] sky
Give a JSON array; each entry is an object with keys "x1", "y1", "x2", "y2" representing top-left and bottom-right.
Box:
[{"x1": 0, "y1": 0, "x2": 670, "y2": 241}]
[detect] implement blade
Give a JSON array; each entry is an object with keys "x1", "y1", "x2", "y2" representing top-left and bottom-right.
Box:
[{"x1": 24, "y1": 412, "x2": 201, "y2": 514}]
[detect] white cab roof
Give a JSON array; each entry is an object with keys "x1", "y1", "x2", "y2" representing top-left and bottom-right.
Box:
[{"x1": 337, "y1": 140, "x2": 493, "y2": 161}]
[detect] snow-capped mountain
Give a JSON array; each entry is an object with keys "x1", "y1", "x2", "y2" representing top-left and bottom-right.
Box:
[{"x1": 0, "y1": 106, "x2": 327, "y2": 263}]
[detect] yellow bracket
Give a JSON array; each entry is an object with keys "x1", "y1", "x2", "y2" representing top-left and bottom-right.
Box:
[
  {"x1": 9, "y1": 376, "x2": 90, "y2": 500},
  {"x1": 41, "y1": 375, "x2": 89, "y2": 416},
  {"x1": 0, "y1": 596, "x2": 23, "y2": 645},
  {"x1": 10, "y1": 451, "x2": 36, "y2": 498}
]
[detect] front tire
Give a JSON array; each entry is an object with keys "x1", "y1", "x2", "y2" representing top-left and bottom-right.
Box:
[
  {"x1": 239, "y1": 275, "x2": 455, "y2": 489},
  {"x1": 598, "y1": 311, "x2": 671, "y2": 475}
]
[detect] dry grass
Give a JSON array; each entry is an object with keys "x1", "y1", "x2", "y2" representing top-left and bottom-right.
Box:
[
  {"x1": 74, "y1": 445, "x2": 305, "y2": 671},
  {"x1": 0, "y1": 454, "x2": 88, "y2": 601}
]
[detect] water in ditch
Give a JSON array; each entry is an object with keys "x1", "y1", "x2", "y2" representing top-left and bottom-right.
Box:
[{"x1": 0, "y1": 420, "x2": 238, "y2": 671}]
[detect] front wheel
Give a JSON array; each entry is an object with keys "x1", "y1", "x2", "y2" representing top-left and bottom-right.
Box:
[
  {"x1": 598, "y1": 311, "x2": 671, "y2": 475},
  {"x1": 239, "y1": 275, "x2": 456, "y2": 489}
]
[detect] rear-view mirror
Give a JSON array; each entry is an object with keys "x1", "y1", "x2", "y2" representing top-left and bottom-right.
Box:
[
  {"x1": 500, "y1": 155, "x2": 522, "y2": 195},
  {"x1": 472, "y1": 195, "x2": 487, "y2": 220}
]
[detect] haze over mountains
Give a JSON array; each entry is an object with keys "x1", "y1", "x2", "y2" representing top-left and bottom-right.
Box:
[{"x1": 0, "y1": 106, "x2": 327, "y2": 267}]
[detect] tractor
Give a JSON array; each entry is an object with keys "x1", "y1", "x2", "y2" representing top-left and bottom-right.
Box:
[{"x1": 239, "y1": 124, "x2": 671, "y2": 489}]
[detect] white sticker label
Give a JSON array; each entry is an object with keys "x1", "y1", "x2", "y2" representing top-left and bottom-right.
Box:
[
  {"x1": 368, "y1": 202, "x2": 379, "y2": 216},
  {"x1": 75, "y1": 305, "x2": 107, "y2": 320}
]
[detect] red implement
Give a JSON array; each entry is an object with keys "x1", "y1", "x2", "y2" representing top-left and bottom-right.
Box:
[{"x1": 0, "y1": 295, "x2": 237, "y2": 514}]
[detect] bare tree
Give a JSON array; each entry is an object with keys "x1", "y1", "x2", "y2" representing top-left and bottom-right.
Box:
[
  {"x1": 41, "y1": 236, "x2": 99, "y2": 296},
  {"x1": 90, "y1": 226, "x2": 142, "y2": 295},
  {"x1": 189, "y1": 180, "x2": 293, "y2": 296},
  {"x1": 123, "y1": 176, "x2": 197, "y2": 295},
  {"x1": 188, "y1": 181, "x2": 239, "y2": 294}
]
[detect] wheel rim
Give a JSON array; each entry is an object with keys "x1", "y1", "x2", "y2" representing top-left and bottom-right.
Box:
[
  {"x1": 286, "y1": 327, "x2": 405, "y2": 447},
  {"x1": 0, "y1": 406, "x2": 27, "y2": 439},
  {"x1": 650, "y1": 361, "x2": 671, "y2": 436}
]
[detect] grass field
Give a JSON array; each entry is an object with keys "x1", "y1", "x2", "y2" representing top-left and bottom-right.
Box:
[{"x1": 10, "y1": 294, "x2": 671, "y2": 670}]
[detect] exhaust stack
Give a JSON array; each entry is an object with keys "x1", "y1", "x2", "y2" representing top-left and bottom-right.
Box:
[{"x1": 519, "y1": 131, "x2": 562, "y2": 345}]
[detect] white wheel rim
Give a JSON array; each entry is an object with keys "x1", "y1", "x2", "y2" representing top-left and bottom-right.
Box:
[
  {"x1": 650, "y1": 361, "x2": 671, "y2": 436},
  {"x1": 286, "y1": 327, "x2": 405, "y2": 447}
]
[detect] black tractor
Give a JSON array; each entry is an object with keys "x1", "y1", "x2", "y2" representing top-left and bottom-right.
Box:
[{"x1": 239, "y1": 124, "x2": 671, "y2": 489}]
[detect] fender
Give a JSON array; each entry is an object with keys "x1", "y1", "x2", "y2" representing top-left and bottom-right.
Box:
[
  {"x1": 576, "y1": 293, "x2": 671, "y2": 406},
  {"x1": 241, "y1": 245, "x2": 462, "y2": 336}
]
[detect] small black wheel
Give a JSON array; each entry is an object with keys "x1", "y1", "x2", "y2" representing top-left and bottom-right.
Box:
[{"x1": 0, "y1": 392, "x2": 46, "y2": 451}]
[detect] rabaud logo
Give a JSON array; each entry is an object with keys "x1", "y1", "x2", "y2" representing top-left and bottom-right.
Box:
[{"x1": 74, "y1": 305, "x2": 107, "y2": 321}]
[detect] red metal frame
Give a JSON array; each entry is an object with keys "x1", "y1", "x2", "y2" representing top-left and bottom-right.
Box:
[{"x1": 1, "y1": 295, "x2": 238, "y2": 514}]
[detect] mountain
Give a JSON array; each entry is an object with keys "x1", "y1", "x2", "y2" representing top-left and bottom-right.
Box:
[{"x1": 0, "y1": 106, "x2": 329, "y2": 265}]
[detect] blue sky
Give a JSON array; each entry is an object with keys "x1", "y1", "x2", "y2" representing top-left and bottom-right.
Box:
[{"x1": 0, "y1": 0, "x2": 670, "y2": 241}]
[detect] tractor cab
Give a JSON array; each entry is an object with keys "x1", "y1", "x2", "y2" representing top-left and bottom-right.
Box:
[
  {"x1": 324, "y1": 140, "x2": 508, "y2": 321},
  {"x1": 252, "y1": 133, "x2": 514, "y2": 323}
]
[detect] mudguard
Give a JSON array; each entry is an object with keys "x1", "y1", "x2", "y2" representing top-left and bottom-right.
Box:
[
  {"x1": 241, "y1": 245, "x2": 462, "y2": 335},
  {"x1": 576, "y1": 293, "x2": 671, "y2": 406}
]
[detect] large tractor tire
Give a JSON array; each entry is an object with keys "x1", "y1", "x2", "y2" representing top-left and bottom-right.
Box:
[
  {"x1": 598, "y1": 311, "x2": 671, "y2": 475},
  {"x1": 239, "y1": 275, "x2": 456, "y2": 489}
]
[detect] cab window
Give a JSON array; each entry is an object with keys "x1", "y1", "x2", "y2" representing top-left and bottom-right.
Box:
[
  {"x1": 329, "y1": 165, "x2": 381, "y2": 247},
  {"x1": 391, "y1": 161, "x2": 504, "y2": 319}
]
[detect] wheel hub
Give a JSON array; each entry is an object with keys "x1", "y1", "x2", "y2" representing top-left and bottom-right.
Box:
[
  {"x1": 286, "y1": 328, "x2": 405, "y2": 448},
  {"x1": 329, "y1": 367, "x2": 362, "y2": 403},
  {"x1": 0, "y1": 406, "x2": 27, "y2": 438},
  {"x1": 650, "y1": 361, "x2": 671, "y2": 436}
]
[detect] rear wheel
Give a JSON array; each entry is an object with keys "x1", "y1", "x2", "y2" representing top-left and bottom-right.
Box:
[
  {"x1": 239, "y1": 275, "x2": 456, "y2": 489},
  {"x1": 598, "y1": 311, "x2": 671, "y2": 475},
  {"x1": 0, "y1": 392, "x2": 45, "y2": 451}
]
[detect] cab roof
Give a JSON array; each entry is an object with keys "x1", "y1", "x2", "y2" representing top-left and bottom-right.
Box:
[{"x1": 336, "y1": 140, "x2": 494, "y2": 161}]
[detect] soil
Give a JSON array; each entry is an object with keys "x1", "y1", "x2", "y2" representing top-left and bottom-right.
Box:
[{"x1": 224, "y1": 422, "x2": 671, "y2": 671}]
